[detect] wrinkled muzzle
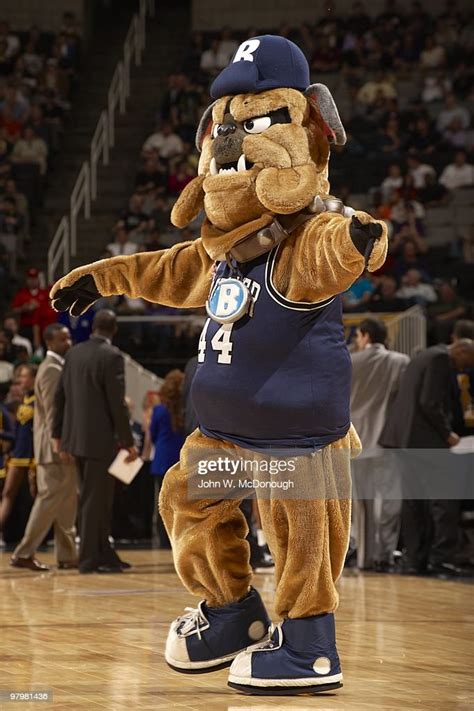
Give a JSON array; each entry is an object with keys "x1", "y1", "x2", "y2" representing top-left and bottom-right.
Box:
[{"x1": 170, "y1": 85, "x2": 345, "y2": 231}]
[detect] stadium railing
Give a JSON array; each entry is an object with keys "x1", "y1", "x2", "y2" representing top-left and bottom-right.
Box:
[
  {"x1": 116, "y1": 308, "x2": 426, "y2": 361},
  {"x1": 343, "y1": 305, "x2": 427, "y2": 357},
  {"x1": 116, "y1": 307, "x2": 426, "y2": 359},
  {"x1": 48, "y1": 0, "x2": 155, "y2": 284},
  {"x1": 123, "y1": 350, "x2": 163, "y2": 421}
]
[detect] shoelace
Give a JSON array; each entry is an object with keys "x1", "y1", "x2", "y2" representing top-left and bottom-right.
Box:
[
  {"x1": 177, "y1": 605, "x2": 208, "y2": 640},
  {"x1": 245, "y1": 623, "x2": 283, "y2": 654}
]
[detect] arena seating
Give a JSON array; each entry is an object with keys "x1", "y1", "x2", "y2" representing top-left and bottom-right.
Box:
[
  {"x1": 98, "y1": 3, "x2": 473, "y2": 370},
  {"x1": 0, "y1": 14, "x2": 81, "y2": 293}
]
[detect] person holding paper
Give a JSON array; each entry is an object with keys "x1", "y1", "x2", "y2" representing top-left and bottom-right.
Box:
[{"x1": 53, "y1": 310, "x2": 137, "y2": 574}]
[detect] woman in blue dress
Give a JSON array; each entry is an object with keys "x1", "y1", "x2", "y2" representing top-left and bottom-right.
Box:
[{"x1": 150, "y1": 369, "x2": 185, "y2": 548}]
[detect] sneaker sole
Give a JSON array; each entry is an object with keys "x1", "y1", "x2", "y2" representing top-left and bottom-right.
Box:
[
  {"x1": 166, "y1": 636, "x2": 269, "y2": 675},
  {"x1": 167, "y1": 657, "x2": 235, "y2": 674},
  {"x1": 228, "y1": 680, "x2": 343, "y2": 695}
]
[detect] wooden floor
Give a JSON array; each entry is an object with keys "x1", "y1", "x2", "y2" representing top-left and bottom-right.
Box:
[{"x1": 0, "y1": 550, "x2": 472, "y2": 710}]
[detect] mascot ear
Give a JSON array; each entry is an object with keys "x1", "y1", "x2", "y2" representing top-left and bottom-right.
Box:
[
  {"x1": 171, "y1": 101, "x2": 217, "y2": 228},
  {"x1": 195, "y1": 100, "x2": 217, "y2": 152},
  {"x1": 170, "y1": 175, "x2": 205, "y2": 228},
  {"x1": 304, "y1": 84, "x2": 346, "y2": 146}
]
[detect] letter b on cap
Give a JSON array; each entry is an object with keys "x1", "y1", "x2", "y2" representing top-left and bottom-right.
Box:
[{"x1": 233, "y1": 39, "x2": 260, "y2": 63}]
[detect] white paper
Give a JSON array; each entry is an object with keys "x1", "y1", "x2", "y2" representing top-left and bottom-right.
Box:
[
  {"x1": 450, "y1": 436, "x2": 474, "y2": 455},
  {"x1": 108, "y1": 449, "x2": 143, "y2": 483}
]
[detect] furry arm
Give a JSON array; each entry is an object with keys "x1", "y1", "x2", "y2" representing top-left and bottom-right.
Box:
[
  {"x1": 275, "y1": 210, "x2": 388, "y2": 303},
  {"x1": 50, "y1": 239, "x2": 214, "y2": 314}
]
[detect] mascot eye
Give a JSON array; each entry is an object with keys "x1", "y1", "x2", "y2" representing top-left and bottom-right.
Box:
[
  {"x1": 212, "y1": 124, "x2": 221, "y2": 139},
  {"x1": 243, "y1": 116, "x2": 272, "y2": 134}
]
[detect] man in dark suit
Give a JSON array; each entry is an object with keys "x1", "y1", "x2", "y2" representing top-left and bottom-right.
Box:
[
  {"x1": 53, "y1": 310, "x2": 137, "y2": 574},
  {"x1": 380, "y1": 340, "x2": 474, "y2": 578}
]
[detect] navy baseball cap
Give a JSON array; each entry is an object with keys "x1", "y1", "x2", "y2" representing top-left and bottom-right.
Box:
[{"x1": 210, "y1": 35, "x2": 310, "y2": 99}]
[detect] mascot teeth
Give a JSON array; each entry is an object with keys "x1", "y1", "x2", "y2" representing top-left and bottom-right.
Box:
[
  {"x1": 210, "y1": 155, "x2": 247, "y2": 176},
  {"x1": 237, "y1": 154, "x2": 246, "y2": 172}
]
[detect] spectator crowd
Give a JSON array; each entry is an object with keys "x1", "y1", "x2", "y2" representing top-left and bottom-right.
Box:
[
  {"x1": 0, "y1": 3, "x2": 473, "y2": 365},
  {"x1": 0, "y1": 13, "x2": 81, "y2": 306},
  {"x1": 83, "y1": 1, "x2": 473, "y2": 359}
]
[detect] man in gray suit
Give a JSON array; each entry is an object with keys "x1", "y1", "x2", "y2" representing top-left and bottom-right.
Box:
[
  {"x1": 350, "y1": 318, "x2": 409, "y2": 572},
  {"x1": 11, "y1": 324, "x2": 77, "y2": 571},
  {"x1": 53, "y1": 310, "x2": 137, "y2": 574}
]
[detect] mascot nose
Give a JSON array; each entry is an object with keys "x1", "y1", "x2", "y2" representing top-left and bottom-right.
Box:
[{"x1": 217, "y1": 122, "x2": 237, "y2": 136}]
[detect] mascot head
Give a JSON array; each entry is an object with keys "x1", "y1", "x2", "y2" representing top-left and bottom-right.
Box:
[{"x1": 171, "y1": 35, "x2": 346, "y2": 232}]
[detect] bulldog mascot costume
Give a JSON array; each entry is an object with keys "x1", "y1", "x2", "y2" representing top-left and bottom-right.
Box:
[{"x1": 51, "y1": 36, "x2": 387, "y2": 695}]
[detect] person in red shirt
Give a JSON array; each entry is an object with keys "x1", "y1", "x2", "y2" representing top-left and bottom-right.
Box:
[{"x1": 11, "y1": 267, "x2": 57, "y2": 350}]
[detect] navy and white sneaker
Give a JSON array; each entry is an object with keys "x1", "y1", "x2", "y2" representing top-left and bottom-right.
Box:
[
  {"x1": 228, "y1": 613, "x2": 343, "y2": 695},
  {"x1": 165, "y1": 587, "x2": 271, "y2": 673}
]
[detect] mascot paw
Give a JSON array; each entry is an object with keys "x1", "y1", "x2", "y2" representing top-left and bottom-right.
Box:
[
  {"x1": 349, "y1": 216, "x2": 383, "y2": 261},
  {"x1": 51, "y1": 274, "x2": 101, "y2": 316}
]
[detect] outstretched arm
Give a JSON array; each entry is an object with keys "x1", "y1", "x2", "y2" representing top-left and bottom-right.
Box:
[
  {"x1": 276, "y1": 210, "x2": 388, "y2": 304},
  {"x1": 50, "y1": 239, "x2": 214, "y2": 315}
]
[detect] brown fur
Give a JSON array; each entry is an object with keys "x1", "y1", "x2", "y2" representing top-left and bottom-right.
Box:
[
  {"x1": 50, "y1": 86, "x2": 387, "y2": 618},
  {"x1": 202, "y1": 170, "x2": 266, "y2": 231},
  {"x1": 159, "y1": 426, "x2": 359, "y2": 616},
  {"x1": 255, "y1": 164, "x2": 319, "y2": 214},
  {"x1": 53, "y1": 239, "x2": 214, "y2": 308},
  {"x1": 52, "y1": 210, "x2": 386, "y2": 307},
  {"x1": 274, "y1": 211, "x2": 387, "y2": 302},
  {"x1": 170, "y1": 87, "x2": 334, "y2": 231},
  {"x1": 170, "y1": 175, "x2": 205, "y2": 229}
]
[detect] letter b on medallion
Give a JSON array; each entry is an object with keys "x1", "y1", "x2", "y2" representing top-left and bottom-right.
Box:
[{"x1": 206, "y1": 278, "x2": 250, "y2": 324}]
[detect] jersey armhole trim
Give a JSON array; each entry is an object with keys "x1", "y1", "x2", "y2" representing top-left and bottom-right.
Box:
[{"x1": 265, "y1": 245, "x2": 335, "y2": 312}]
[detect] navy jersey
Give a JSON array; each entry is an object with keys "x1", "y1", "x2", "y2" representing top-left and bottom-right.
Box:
[
  {"x1": 10, "y1": 392, "x2": 35, "y2": 466},
  {"x1": 191, "y1": 247, "x2": 352, "y2": 450}
]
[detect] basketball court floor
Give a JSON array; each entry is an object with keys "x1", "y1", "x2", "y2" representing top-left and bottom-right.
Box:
[{"x1": 1, "y1": 549, "x2": 472, "y2": 710}]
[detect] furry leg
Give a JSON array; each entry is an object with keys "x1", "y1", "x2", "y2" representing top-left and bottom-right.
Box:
[
  {"x1": 159, "y1": 429, "x2": 252, "y2": 607},
  {"x1": 256, "y1": 437, "x2": 353, "y2": 619}
]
